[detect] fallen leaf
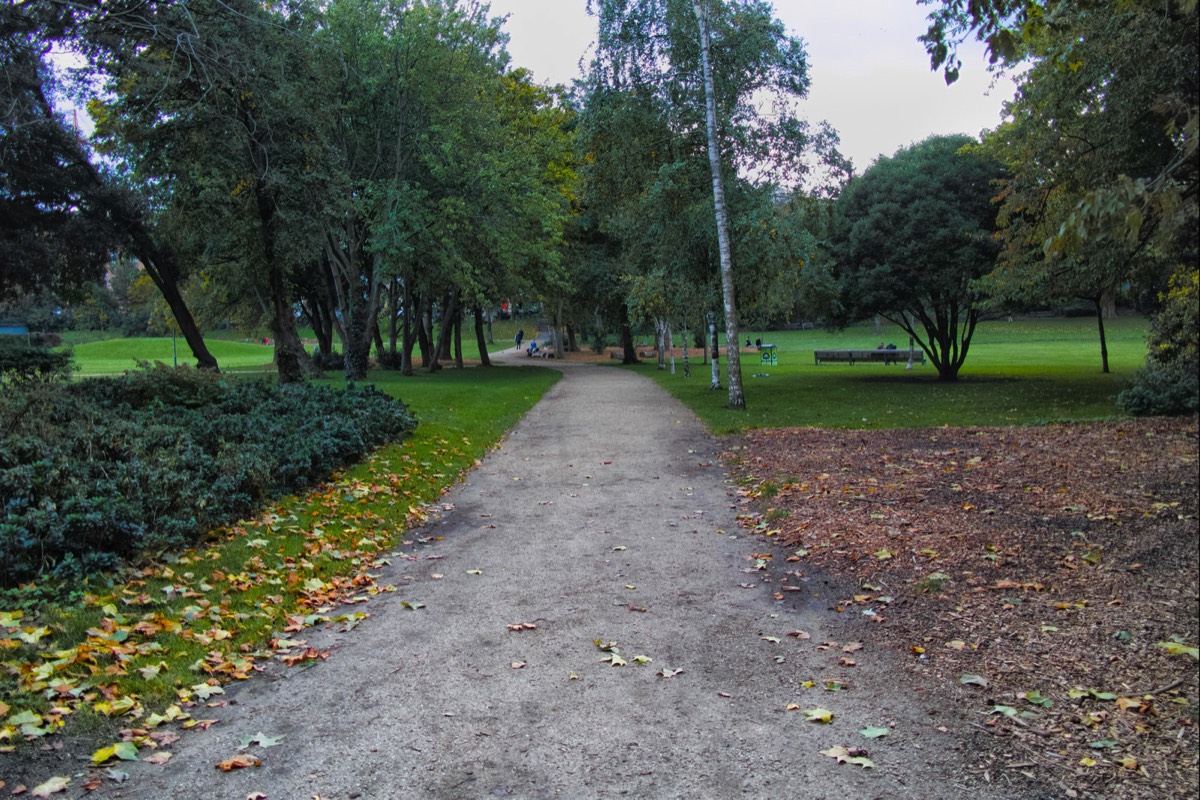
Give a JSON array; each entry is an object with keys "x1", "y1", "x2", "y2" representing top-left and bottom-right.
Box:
[
  {"x1": 30, "y1": 776, "x2": 71, "y2": 797},
  {"x1": 1156, "y1": 641, "x2": 1199, "y2": 659},
  {"x1": 959, "y1": 673, "x2": 989, "y2": 688},
  {"x1": 216, "y1": 754, "x2": 262, "y2": 771},
  {"x1": 842, "y1": 642, "x2": 863, "y2": 653},
  {"x1": 510, "y1": 661, "x2": 526, "y2": 670},
  {"x1": 144, "y1": 751, "x2": 173, "y2": 765},
  {"x1": 657, "y1": 668, "x2": 684, "y2": 678},
  {"x1": 787, "y1": 630, "x2": 812, "y2": 640},
  {"x1": 803, "y1": 707, "x2": 834, "y2": 723},
  {"x1": 240, "y1": 732, "x2": 285, "y2": 749},
  {"x1": 820, "y1": 745, "x2": 874, "y2": 769},
  {"x1": 91, "y1": 742, "x2": 138, "y2": 765},
  {"x1": 858, "y1": 725, "x2": 890, "y2": 739}
]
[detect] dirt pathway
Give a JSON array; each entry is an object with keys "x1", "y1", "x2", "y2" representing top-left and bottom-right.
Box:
[{"x1": 90, "y1": 356, "x2": 1003, "y2": 799}]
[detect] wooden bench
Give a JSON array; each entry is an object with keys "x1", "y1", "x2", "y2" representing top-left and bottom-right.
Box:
[{"x1": 813, "y1": 349, "x2": 926, "y2": 366}]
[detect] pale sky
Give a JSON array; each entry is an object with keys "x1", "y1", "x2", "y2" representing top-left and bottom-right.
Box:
[{"x1": 487, "y1": 0, "x2": 1016, "y2": 171}]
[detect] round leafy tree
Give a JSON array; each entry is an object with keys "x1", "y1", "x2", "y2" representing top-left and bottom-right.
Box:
[{"x1": 830, "y1": 135, "x2": 1005, "y2": 381}]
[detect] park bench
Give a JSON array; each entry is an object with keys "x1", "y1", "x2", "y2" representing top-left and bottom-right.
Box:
[{"x1": 813, "y1": 349, "x2": 926, "y2": 366}]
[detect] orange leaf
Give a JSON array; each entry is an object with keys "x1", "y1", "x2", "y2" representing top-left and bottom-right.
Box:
[{"x1": 215, "y1": 754, "x2": 261, "y2": 772}]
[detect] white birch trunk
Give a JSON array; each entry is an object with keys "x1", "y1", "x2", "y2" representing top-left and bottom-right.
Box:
[
  {"x1": 667, "y1": 323, "x2": 676, "y2": 374},
  {"x1": 694, "y1": 0, "x2": 745, "y2": 409}
]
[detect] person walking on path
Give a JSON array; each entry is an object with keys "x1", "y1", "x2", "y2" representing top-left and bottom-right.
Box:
[{"x1": 514, "y1": 328, "x2": 524, "y2": 351}]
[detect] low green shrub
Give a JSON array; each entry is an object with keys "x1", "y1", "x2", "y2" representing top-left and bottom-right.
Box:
[
  {"x1": 0, "y1": 340, "x2": 73, "y2": 379},
  {"x1": 0, "y1": 366, "x2": 417, "y2": 587},
  {"x1": 1117, "y1": 358, "x2": 1200, "y2": 416}
]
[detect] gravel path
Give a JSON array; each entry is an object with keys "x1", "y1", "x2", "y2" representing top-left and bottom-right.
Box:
[{"x1": 89, "y1": 355, "x2": 1002, "y2": 799}]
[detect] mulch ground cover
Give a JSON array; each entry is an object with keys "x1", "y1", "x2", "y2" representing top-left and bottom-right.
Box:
[{"x1": 729, "y1": 416, "x2": 1199, "y2": 800}]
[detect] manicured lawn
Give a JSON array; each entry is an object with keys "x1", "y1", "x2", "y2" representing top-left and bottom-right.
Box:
[
  {"x1": 637, "y1": 315, "x2": 1151, "y2": 433},
  {"x1": 62, "y1": 320, "x2": 544, "y2": 375},
  {"x1": 67, "y1": 336, "x2": 275, "y2": 374}
]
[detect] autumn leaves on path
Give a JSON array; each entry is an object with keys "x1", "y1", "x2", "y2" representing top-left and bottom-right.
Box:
[{"x1": 88, "y1": 362, "x2": 1001, "y2": 799}]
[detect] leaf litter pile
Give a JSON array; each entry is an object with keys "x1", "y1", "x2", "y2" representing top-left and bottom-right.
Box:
[{"x1": 730, "y1": 417, "x2": 1198, "y2": 799}]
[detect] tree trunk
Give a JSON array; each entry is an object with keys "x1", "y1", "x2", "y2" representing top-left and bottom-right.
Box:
[
  {"x1": 267, "y1": 263, "x2": 309, "y2": 384},
  {"x1": 453, "y1": 313, "x2": 464, "y2": 369},
  {"x1": 71, "y1": 101, "x2": 218, "y2": 371},
  {"x1": 387, "y1": 278, "x2": 401, "y2": 355},
  {"x1": 566, "y1": 324, "x2": 578, "y2": 352},
  {"x1": 474, "y1": 307, "x2": 492, "y2": 367},
  {"x1": 401, "y1": 281, "x2": 415, "y2": 376},
  {"x1": 709, "y1": 312, "x2": 721, "y2": 389},
  {"x1": 694, "y1": 1, "x2": 744, "y2": 410},
  {"x1": 133, "y1": 237, "x2": 219, "y2": 372},
  {"x1": 667, "y1": 323, "x2": 676, "y2": 374},
  {"x1": 372, "y1": 320, "x2": 385, "y2": 361},
  {"x1": 429, "y1": 291, "x2": 460, "y2": 372},
  {"x1": 656, "y1": 318, "x2": 667, "y2": 370},
  {"x1": 1100, "y1": 290, "x2": 1117, "y2": 320},
  {"x1": 620, "y1": 322, "x2": 638, "y2": 364},
  {"x1": 418, "y1": 299, "x2": 433, "y2": 368},
  {"x1": 682, "y1": 325, "x2": 691, "y2": 377},
  {"x1": 1094, "y1": 296, "x2": 1111, "y2": 374}
]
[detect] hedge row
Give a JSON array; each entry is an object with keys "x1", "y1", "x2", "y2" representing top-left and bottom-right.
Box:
[{"x1": 0, "y1": 364, "x2": 417, "y2": 587}]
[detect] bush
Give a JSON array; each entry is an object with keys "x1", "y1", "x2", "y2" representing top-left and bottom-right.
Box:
[
  {"x1": 0, "y1": 340, "x2": 73, "y2": 379},
  {"x1": 1118, "y1": 266, "x2": 1198, "y2": 417},
  {"x1": 0, "y1": 366, "x2": 417, "y2": 587},
  {"x1": 1117, "y1": 358, "x2": 1199, "y2": 416},
  {"x1": 311, "y1": 348, "x2": 344, "y2": 371},
  {"x1": 374, "y1": 350, "x2": 404, "y2": 370}
]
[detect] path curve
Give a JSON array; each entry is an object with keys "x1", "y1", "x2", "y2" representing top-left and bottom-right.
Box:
[{"x1": 92, "y1": 355, "x2": 1002, "y2": 799}]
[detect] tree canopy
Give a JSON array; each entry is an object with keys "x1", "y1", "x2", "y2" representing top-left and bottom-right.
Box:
[{"x1": 830, "y1": 134, "x2": 1006, "y2": 381}]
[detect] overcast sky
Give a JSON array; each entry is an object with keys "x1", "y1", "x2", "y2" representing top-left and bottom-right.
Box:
[{"x1": 487, "y1": 0, "x2": 1017, "y2": 171}]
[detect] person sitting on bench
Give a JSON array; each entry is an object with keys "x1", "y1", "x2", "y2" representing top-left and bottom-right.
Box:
[{"x1": 527, "y1": 340, "x2": 539, "y2": 356}]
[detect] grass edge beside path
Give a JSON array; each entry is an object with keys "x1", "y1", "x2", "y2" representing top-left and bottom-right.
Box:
[{"x1": 0, "y1": 365, "x2": 559, "y2": 786}]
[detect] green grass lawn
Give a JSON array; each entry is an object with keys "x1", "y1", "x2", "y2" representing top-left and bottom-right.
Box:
[
  {"x1": 637, "y1": 315, "x2": 1151, "y2": 433},
  {"x1": 332, "y1": 363, "x2": 561, "y2": 459},
  {"x1": 67, "y1": 336, "x2": 276, "y2": 374},
  {"x1": 63, "y1": 319, "x2": 544, "y2": 375}
]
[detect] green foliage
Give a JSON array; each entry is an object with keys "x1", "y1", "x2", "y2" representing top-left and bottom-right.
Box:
[
  {"x1": 575, "y1": 0, "x2": 841, "y2": 360},
  {"x1": 1118, "y1": 267, "x2": 1200, "y2": 415},
  {"x1": 0, "y1": 366, "x2": 417, "y2": 587},
  {"x1": 0, "y1": 341, "x2": 73, "y2": 379},
  {"x1": 1116, "y1": 359, "x2": 1199, "y2": 417},
  {"x1": 830, "y1": 135, "x2": 1006, "y2": 381}
]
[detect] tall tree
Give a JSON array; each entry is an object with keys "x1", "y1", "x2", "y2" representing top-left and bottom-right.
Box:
[
  {"x1": 90, "y1": 0, "x2": 330, "y2": 381},
  {"x1": 922, "y1": 0, "x2": 1197, "y2": 392},
  {"x1": 830, "y1": 135, "x2": 1005, "y2": 382},
  {"x1": 1, "y1": 1, "x2": 219, "y2": 369},
  {"x1": 581, "y1": 0, "x2": 821, "y2": 406},
  {"x1": 693, "y1": 0, "x2": 742, "y2": 407}
]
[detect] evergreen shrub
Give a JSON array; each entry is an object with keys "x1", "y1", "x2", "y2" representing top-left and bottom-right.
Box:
[{"x1": 0, "y1": 365, "x2": 417, "y2": 586}]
